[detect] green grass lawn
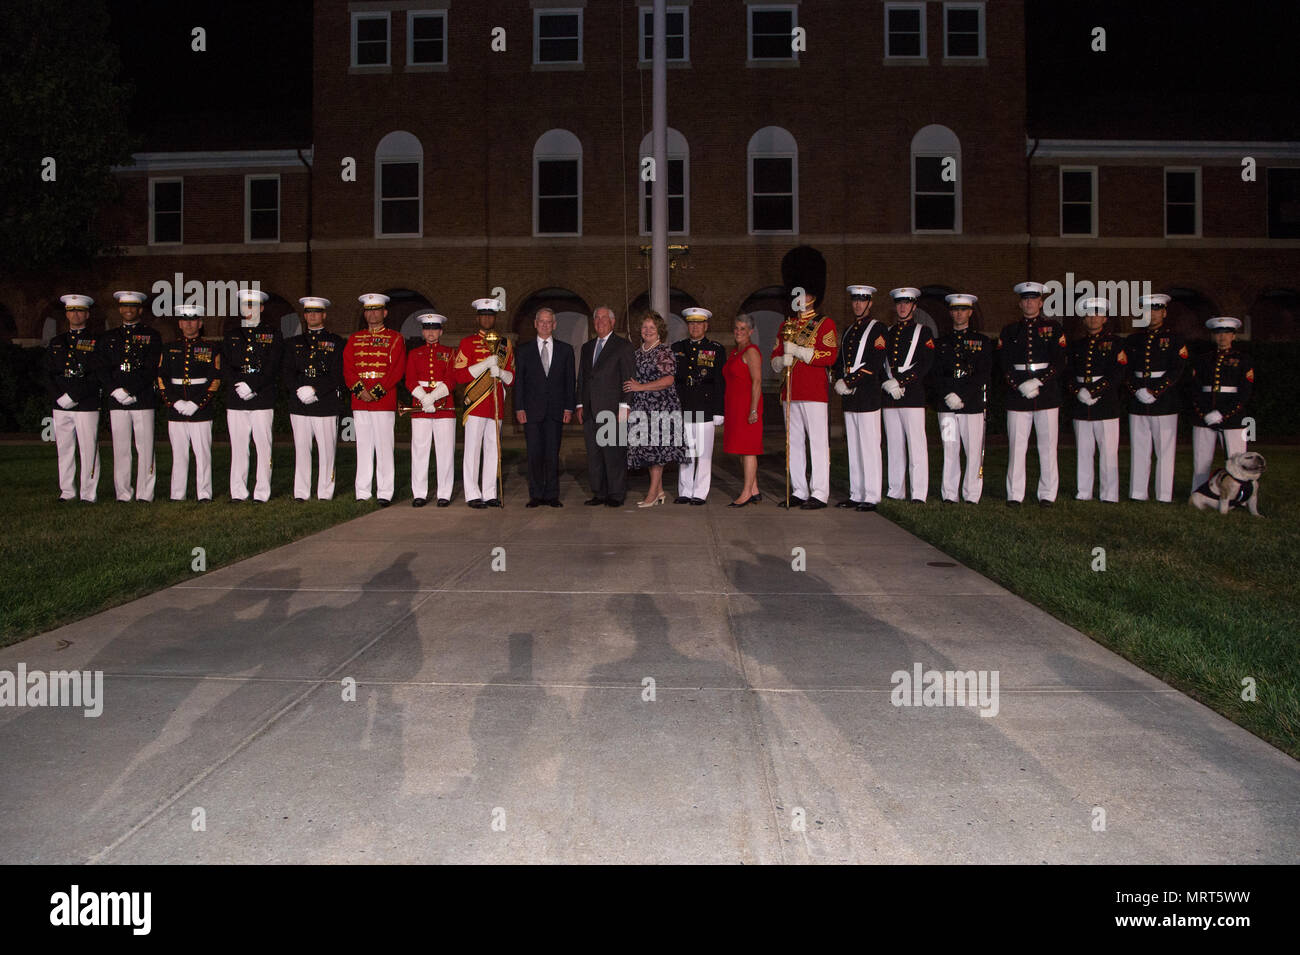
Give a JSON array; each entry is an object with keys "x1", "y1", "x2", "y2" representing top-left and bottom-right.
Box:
[{"x1": 840, "y1": 440, "x2": 1300, "y2": 758}]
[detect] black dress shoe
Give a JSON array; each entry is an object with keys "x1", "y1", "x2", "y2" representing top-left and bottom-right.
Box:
[
  {"x1": 377, "y1": 498, "x2": 392, "y2": 508},
  {"x1": 437, "y1": 498, "x2": 450, "y2": 507},
  {"x1": 690, "y1": 497, "x2": 706, "y2": 505},
  {"x1": 412, "y1": 498, "x2": 428, "y2": 508},
  {"x1": 856, "y1": 502, "x2": 877, "y2": 512},
  {"x1": 484, "y1": 499, "x2": 502, "y2": 508},
  {"x1": 835, "y1": 500, "x2": 856, "y2": 508},
  {"x1": 526, "y1": 498, "x2": 542, "y2": 508},
  {"x1": 605, "y1": 498, "x2": 623, "y2": 507},
  {"x1": 674, "y1": 496, "x2": 690, "y2": 504},
  {"x1": 584, "y1": 496, "x2": 605, "y2": 506},
  {"x1": 800, "y1": 499, "x2": 828, "y2": 510},
  {"x1": 548, "y1": 499, "x2": 563, "y2": 507},
  {"x1": 468, "y1": 498, "x2": 485, "y2": 509},
  {"x1": 1038, "y1": 499, "x2": 1054, "y2": 508},
  {"x1": 1006, "y1": 499, "x2": 1021, "y2": 507},
  {"x1": 777, "y1": 497, "x2": 807, "y2": 509}
]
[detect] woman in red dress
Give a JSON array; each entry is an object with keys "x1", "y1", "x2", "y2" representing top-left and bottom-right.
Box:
[{"x1": 723, "y1": 313, "x2": 764, "y2": 506}]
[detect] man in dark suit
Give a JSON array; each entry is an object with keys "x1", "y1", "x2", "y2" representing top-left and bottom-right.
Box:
[
  {"x1": 514, "y1": 307, "x2": 576, "y2": 507},
  {"x1": 576, "y1": 305, "x2": 636, "y2": 507}
]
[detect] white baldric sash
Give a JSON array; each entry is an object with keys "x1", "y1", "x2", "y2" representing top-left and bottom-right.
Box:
[
  {"x1": 884, "y1": 322, "x2": 922, "y2": 376},
  {"x1": 849, "y1": 319, "x2": 878, "y2": 374}
]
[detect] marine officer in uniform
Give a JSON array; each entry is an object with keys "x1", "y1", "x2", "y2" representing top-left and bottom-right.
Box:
[
  {"x1": 932, "y1": 293, "x2": 993, "y2": 504},
  {"x1": 45, "y1": 294, "x2": 102, "y2": 502},
  {"x1": 1068, "y1": 296, "x2": 1128, "y2": 503},
  {"x1": 96, "y1": 290, "x2": 162, "y2": 502},
  {"x1": 1189, "y1": 316, "x2": 1254, "y2": 493},
  {"x1": 1124, "y1": 293, "x2": 1187, "y2": 502},
  {"x1": 406, "y1": 311, "x2": 457, "y2": 507},
  {"x1": 454, "y1": 298, "x2": 515, "y2": 508},
  {"x1": 222, "y1": 288, "x2": 282, "y2": 502},
  {"x1": 672, "y1": 307, "x2": 726, "y2": 505},
  {"x1": 999, "y1": 281, "x2": 1067, "y2": 507},
  {"x1": 880, "y1": 287, "x2": 935, "y2": 502},
  {"x1": 770, "y1": 292, "x2": 838, "y2": 509},
  {"x1": 284, "y1": 296, "x2": 345, "y2": 501},
  {"x1": 343, "y1": 293, "x2": 407, "y2": 505},
  {"x1": 832, "y1": 285, "x2": 887, "y2": 511},
  {"x1": 157, "y1": 303, "x2": 222, "y2": 501}
]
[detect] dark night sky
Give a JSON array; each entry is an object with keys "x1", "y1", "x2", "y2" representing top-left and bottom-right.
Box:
[{"x1": 106, "y1": 0, "x2": 1299, "y2": 150}]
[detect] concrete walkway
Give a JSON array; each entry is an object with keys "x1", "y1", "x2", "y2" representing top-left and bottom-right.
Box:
[{"x1": 2, "y1": 464, "x2": 1296, "y2": 864}]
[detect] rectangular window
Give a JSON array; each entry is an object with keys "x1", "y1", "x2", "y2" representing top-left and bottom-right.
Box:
[
  {"x1": 1267, "y1": 167, "x2": 1300, "y2": 239},
  {"x1": 885, "y1": 3, "x2": 927, "y2": 58},
  {"x1": 535, "y1": 10, "x2": 582, "y2": 64},
  {"x1": 914, "y1": 156, "x2": 956, "y2": 231},
  {"x1": 149, "y1": 178, "x2": 182, "y2": 244},
  {"x1": 537, "y1": 159, "x2": 580, "y2": 234},
  {"x1": 352, "y1": 13, "x2": 390, "y2": 67},
  {"x1": 640, "y1": 7, "x2": 688, "y2": 62},
  {"x1": 379, "y1": 162, "x2": 420, "y2": 236},
  {"x1": 751, "y1": 156, "x2": 794, "y2": 232},
  {"x1": 944, "y1": 3, "x2": 984, "y2": 58},
  {"x1": 748, "y1": 5, "x2": 797, "y2": 61},
  {"x1": 408, "y1": 11, "x2": 447, "y2": 66},
  {"x1": 1164, "y1": 167, "x2": 1200, "y2": 237},
  {"x1": 1060, "y1": 167, "x2": 1098, "y2": 236},
  {"x1": 643, "y1": 158, "x2": 685, "y2": 234},
  {"x1": 245, "y1": 175, "x2": 280, "y2": 243}
]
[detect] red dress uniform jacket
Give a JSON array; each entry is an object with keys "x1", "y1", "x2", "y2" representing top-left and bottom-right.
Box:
[
  {"x1": 405, "y1": 342, "x2": 457, "y2": 420},
  {"x1": 770, "y1": 313, "x2": 838, "y2": 402},
  {"x1": 343, "y1": 327, "x2": 406, "y2": 412},
  {"x1": 453, "y1": 332, "x2": 515, "y2": 420}
]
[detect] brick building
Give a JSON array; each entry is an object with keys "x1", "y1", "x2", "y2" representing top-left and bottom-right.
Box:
[{"x1": 6, "y1": 0, "x2": 1299, "y2": 371}]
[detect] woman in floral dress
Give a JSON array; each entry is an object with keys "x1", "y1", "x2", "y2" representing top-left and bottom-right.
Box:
[{"x1": 623, "y1": 311, "x2": 687, "y2": 507}]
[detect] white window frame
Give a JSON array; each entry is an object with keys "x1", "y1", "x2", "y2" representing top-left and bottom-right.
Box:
[
  {"x1": 910, "y1": 125, "x2": 961, "y2": 234},
  {"x1": 747, "y1": 128, "x2": 798, "y2": 235},
  {"x1": 374, "y1": 132, "x2": 424, "y2": 239},
  {"x1": 407, "y1": 10, "x2": 448, "y2": 67},
  {"x1": 942, "y1": 2, "x2": 985, "y2": 59},
  {"x1": 148, "y1": 177, "x2": 183, "y2": 246},
  {"x1": 638, "y1": 129, "x2": 689, "y2": 236},
  {"x1": 351, "y1": 12, "x2": 391, "y2": 68},
  {"x1": 885, "y1": 2, "x2": 928, "y2": 60},
  {"x1": 244, "y1": 174, "x2": 280, "y2": 244},
  {"x1": 1060, "y1": 166, "x2": 1099, "y2": 238},
  {"x1": 534, "y1": 131, "x2": 583, "y2": 237},
  {"x1": 747, "y1": 4, "x2": 799, "y2": 63},
  {"x1": 638, "y1": 5, "x2": 689, "y2": 64},
  {"x1": 1163, "y1": 166, "x2": 1202, "y2": 238},
  {"x1": 533, "y1": 8, "x2": 583, "y2": 66}
]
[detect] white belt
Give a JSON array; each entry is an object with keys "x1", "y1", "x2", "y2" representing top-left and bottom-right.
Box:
[
  {"x1": 1075, "y1": 375, "x2": 1105, "y2": 383},
  {"x1": 171, "y1": 377, "x2": 208, "y2": 384},
  {"x1": 1132, "y1": 370, "x2": 1166, "y2": 378},
  {"x1": 1203, "y1": 386, "x2": 1238, "y2": 393},
  {"x1": 1014, "y1": 363, "x2": 1049, "y2": 371}
]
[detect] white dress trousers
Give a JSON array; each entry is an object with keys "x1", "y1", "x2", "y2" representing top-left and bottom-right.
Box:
[
  {"x1": 843, "y1": 410, "x2": 883, "y2": 504},
  {"x1": 109, "y1": 408, "x2": 155, "y2": 501},
  {"x1": 938, "y1": 410, "x2": 985, "y2": 503},
  {"x1": 1005, "y1": 408, "x2": 1059, "y2": 503},
  {"x1": 53, "y1": 409, "x2": 100, "y2": 501},
  {"x1": 784, "y1": 400, "x2": 830, "y2": 502},
  {"x1": 227, "y1": 408, "x2": 274, "y2": 501},
  {"x1": 1129, "y1": 413, "x2": 1178, "y2": 501},
  {"x1": 884, "y1": 406, "x2": 928, "y2": 501},
  {"x1": 353, "y1": 409, "x2": 396, "y2": 501},
  {"x1": 678, "y1": 418, "x2": 716, "y2": 499},
  {"x1": 411, "y1": 417, "x2": 456, "y2": 501},
  {"x1": 1191, "y1": 426, "x2": 1247, "y2": 492},
  {"x1": 290, "y1": 414, "x2": 339, "y2": 500},
  {"x1": 168, "y1": 419, "x2": 214, "y2": 500},
  {"x1": 1074, "y1": 417, "x2": 1120, "y2": 502},
  {"x1": 463, "y1": 415, "x2": 501, "y2": 502}
]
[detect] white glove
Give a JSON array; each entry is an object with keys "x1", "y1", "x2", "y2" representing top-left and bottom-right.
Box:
[
  {"x1": 944, "y1": 392, "x2": 964, "y2": 410},
  {"x1": 770, "y1": 355, "x2": 784, "y2": 374},
  {"x1": 489, "y1": 364, "x2": 501, "y2": 378},
  {"x1": 711, "y1": 414, "x2": 725, "y2": 427},
  {"x1": 430, "y1": 381, "x2": 450, "y2": 402},
  {"x1": 1204, "y1": 410, "x2": 1223, "y2": 426},
  {"x1": 792, "y1": 343, "x2": 815, "y2": 363},
  {"x1": 499, "y1": 369, "x2": 514, "y2": 386},
  {"x1": 1135, "y1": 387, "x2": 1156, "y2": 405},
  {"x1": 235, "y1": 381, "x2": 254, "y2": 401},
  {"x1": 1081, "y1": 394, "x2": 1098, "y2": 406},
  {"x1": 410, "y1": 385, "x2": 429, "y2": 402},
  {"x1": 834, "y1": 379, "x2": 851, "y2": 396},
  {"x1": 482, "y1": 354, "x2": 499, "y2": 369},
  {"x1": 56, "y1": 393, "x2": 75, "y2": 410},
  {"x1": 297, "y1": 385, "x2": 318, "y2": 404},
  {"x1": 174, "y1": 399, "x2": 198, "y2": 417},
  {"x1": 420, "y1": 398, "x2": 437, "y2": 413},
  {"x1": 781, "y1": 352, "x2": 796, "y2": 369},
  {"x1": 469, "y1": 358, "x2": 495, "y2": 377},
  {"x1": 1077, "y1": 387, "x2": 1093, "y2": 405},
  {"x1": 1017, "y1": 378, "x2": 1041, "y2": 398},
  {"x1": 882, "y1": 379, "x2": 903, "y2": 400},
  {"x1": 111, "y1": 387, "x2": 132, "y2": 404}
]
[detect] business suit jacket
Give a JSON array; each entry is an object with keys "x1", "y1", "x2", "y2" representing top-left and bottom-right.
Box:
[
  {"x1": 577, "y1": 333, "x2": 637, "y2": 501},
  {"x1": 514, "y1": 336, "x2": 576, "y2": 501}
]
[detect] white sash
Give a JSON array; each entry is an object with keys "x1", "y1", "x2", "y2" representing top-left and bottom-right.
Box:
[
  {"x1": 885, "y1": 322, "x2": 922, "y2": 376},
  {"x1": 849, "y1": 320, "x2": 878, "y2": 374}
]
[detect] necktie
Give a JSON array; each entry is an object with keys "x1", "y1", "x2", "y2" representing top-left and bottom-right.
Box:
[
  {"x1": 593, "y1": 336, "x2": 604, "y2": 366},
  {"x1": 542, "y1": 339, "x2": 551, "y2": 375}
]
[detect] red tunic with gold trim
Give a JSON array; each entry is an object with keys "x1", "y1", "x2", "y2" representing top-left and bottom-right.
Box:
[
  {"x1": 343, "y1": 327, "x2": 406, "y2": 412},
  {"x1": 453, "y1": 332, "x2": 515, "y2": 420},
  {"x1": 770, "y1": 311, "x2": 838, "y2": 402},
  {"x1": 405, "y1": 342, "x2": 457, "y2": 420}
]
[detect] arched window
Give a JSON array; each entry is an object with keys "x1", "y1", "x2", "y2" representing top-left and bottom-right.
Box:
[
  {"x1": 534, "y1": 129, "x2": 582, "y2": 236},
  {"x1": 748, "y1": 127, "x2": 797, "y2": 234},
  {"x1": 911, "y1": 125, "x2": 961, "y2": 233},
  {"x1": 375, "y1": 131, "x2": 423, "y2": 237},
  {"x1": 638, "y1": 128, "x2": 689, "y2": 236}
]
